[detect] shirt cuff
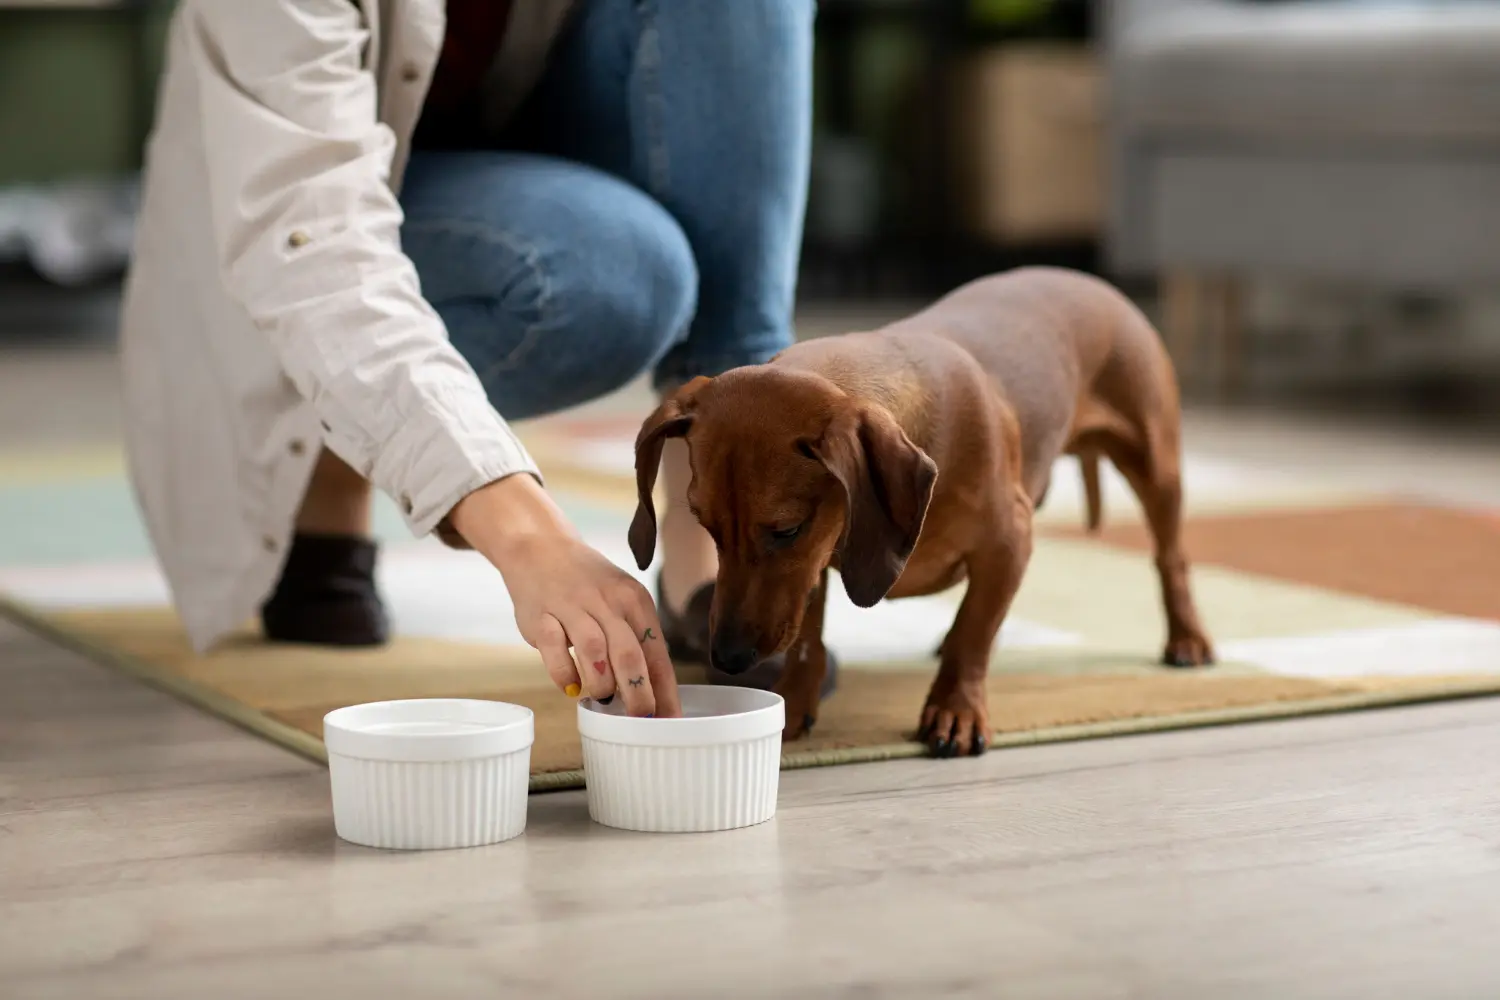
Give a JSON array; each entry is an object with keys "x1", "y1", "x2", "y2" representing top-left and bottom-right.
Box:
[{"x1": 367, "y1": 402, "x2": 544, "y2": 543}]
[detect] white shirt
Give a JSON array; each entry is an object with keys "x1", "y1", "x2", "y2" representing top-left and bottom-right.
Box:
[{"x1": 119, "y1": 0, "x2": 573, "y2": 650}]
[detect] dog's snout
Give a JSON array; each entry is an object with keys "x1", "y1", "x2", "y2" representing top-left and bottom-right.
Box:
[{"x1": 710, "y1": 621, "x2": 760, "y2": 675}]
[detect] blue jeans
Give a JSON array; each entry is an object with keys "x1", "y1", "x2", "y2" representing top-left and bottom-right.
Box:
[{"x1": 398, "y1": 0, "x2": 814, "y2": 420}]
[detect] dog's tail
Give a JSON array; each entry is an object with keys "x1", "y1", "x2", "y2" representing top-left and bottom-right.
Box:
[{"x1": 1080, "y1": 451, "x2": 1103, "y2": 532}]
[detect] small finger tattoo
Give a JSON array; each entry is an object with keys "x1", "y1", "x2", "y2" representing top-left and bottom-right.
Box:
[
  {"x1": 641, "y1": 627, "x2": 656, "y2": 642},
  {"x1": 628, "y1": 676, "x2": 644, "y2": 688},
  {"x1": 592, "y1": 660, "x2": 608, "y2": 675}
]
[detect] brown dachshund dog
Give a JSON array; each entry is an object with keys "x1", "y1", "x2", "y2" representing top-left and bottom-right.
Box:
[{"x1": 630, "y1": 267, "x2": 1214, "y2": 757}]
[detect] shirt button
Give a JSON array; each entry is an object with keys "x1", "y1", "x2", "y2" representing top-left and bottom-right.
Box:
[
  {"x1": 287, "y1": 231, "x2": 311, "y2": 249},
  {"x1": 288, "y1": 439, "x2": 306, "y2": 457},
  {"x1": 401, "y1": 63, "x2": 421, "y2": 83},
  {"x1": 262, "y1": 535, "x2": 278, "y2": 553}
]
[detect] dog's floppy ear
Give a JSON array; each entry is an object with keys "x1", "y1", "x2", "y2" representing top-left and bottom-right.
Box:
[
  {"x1": 629, "y1": 377, "x2": 711, "y2": 570},
  {"x1": 816, "y1": 404, "x2": 938, "y2": 608}
]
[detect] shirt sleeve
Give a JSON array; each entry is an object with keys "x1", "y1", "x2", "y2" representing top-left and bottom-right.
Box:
[{"x1": 184, "y1": 0, "x2": 540, "y2": 539}]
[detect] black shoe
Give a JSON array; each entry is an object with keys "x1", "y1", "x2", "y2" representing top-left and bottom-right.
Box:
[
  {"x1": 260, "y1": 533, "x2": 390, "y2": 647},
  {"x1": 656, "y1": 577, "x2": 838, "y2": 701}
]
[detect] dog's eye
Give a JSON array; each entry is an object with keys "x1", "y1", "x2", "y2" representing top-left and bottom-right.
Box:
[{"x1": 765, "y1": 521, "x2": 805, "y2": 548}]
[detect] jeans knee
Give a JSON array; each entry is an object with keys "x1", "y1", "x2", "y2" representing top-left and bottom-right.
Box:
[
  {"x1": 597, "y1": 208, "x2": 698, "y2": 365},
  {"x1": 524, "y1": 195, "x2": 697, "y2": 406}
]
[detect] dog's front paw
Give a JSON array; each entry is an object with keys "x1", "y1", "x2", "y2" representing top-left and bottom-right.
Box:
[
  {"x1": 781, "y1": 712, "x2": 818, "y2": 742},
  {"x1": 917, "y1": 681, "x2": 990, "y2": 758},
  {"x1": 774, "y1": 679, "x2": 819, "y2": 742},
  {"x1": 1163, "y1": 631, "x2": 1215, "y2": 668}
]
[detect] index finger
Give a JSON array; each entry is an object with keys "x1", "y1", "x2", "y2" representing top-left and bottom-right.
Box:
[
  {"x1": 629, "y1": 606, "x2": 682, "y2": 720},
  {"x1": 599, "y1": 611, "x2": 656, "y2": 718}
]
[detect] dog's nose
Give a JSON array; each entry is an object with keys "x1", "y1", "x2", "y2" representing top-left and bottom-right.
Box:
[{"x1": 710, "y1": 625, "x2": 759, "y2": 675}]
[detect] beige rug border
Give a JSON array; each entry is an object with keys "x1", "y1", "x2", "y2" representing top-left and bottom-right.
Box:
[{"x1": 9, "y1": 592, "x2": 1500, "y2": 795}]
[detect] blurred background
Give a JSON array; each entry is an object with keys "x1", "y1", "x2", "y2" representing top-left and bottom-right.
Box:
[
  {"x1": 4, "y1": 0, "x2": 1500, "y2": 434},
  {"x1": 5, "y1": 11, "x2": 1500, "y2": 989}
]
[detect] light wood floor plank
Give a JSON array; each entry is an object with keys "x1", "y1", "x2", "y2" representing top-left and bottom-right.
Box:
[{"x1": 4, "y1": 618, "x2": 1499, "y2": 999}]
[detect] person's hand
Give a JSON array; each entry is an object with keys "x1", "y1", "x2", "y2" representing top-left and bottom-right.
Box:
[{"x1": 448, "y1": 474, "x2": 681, "y2": 719}]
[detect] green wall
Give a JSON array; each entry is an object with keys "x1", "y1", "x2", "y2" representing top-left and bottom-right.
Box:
[{"x1": 0, "y1": 3, "x2": 171, "y2": 185}]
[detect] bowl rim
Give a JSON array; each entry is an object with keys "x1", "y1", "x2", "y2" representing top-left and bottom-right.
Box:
[
  {"x1": 576, "y1": 684, "x2": 785, "y2": 747},
  {"x1": 324, "y1": 698, "x2": 535, "y2": 762}
]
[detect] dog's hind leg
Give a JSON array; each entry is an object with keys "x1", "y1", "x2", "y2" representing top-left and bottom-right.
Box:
[{"x1": 1096, "y1": 423, "x2": 1215, "y2": 668}]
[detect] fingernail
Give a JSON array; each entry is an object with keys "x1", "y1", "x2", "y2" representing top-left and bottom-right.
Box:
[
  {"x1": 599, "y1": 694, "x2": 614, "y2": 706},
  {"x1": 645, "y1": 712, "x2": 654, "y2": 719},
  {"x1": 564, "y1": 683, "x2": 581, "y2": 698}
]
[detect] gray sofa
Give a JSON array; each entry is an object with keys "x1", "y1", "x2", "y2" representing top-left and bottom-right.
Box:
[{"x1": 1105, "y1": 0, "x2": 1500, "y2": 386}]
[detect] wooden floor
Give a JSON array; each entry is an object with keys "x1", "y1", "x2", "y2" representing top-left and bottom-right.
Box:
[
  {"x1": 5, "y1": 318, "x2": 1500, "y2": 997},
  {"x1": 4, "y1": 616, "x2": 1499, "y2": 999}
]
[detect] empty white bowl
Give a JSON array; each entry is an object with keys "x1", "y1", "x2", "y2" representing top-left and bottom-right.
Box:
[
  {"x1": 323, "y1": 699, "x2": 534, "y2": 850},
  {"x1": 577, "y1": 685, "x2": 785, "y2": 833}
]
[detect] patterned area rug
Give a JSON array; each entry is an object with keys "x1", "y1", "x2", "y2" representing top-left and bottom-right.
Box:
[{"x1": 4, "y1": 396, "x2": 1499, "y2": 791}]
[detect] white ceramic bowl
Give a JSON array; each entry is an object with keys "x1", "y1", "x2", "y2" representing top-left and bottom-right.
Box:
[
  {"x1": 323, "y1": 699, "x2": 534, "y2": 850},
  {"x1": 577, "y1": 685, "x2": 785, "y2": 833}
]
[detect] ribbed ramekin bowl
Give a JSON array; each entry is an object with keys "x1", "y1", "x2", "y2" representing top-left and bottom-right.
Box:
[
  {"x1": 323, "y1": 699, "x2": 534, "y2": 851},
  {"x1": 578, "y1": 686, "x2": 784, "y2": 833}
]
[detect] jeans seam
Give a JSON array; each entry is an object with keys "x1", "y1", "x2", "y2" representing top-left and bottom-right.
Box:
[
  {"x1": 403, "y1": 218, "x2": 553, "y2": 377},
  {"x1": 632, "y1": 0, "x2": 671, "y2": 199}
]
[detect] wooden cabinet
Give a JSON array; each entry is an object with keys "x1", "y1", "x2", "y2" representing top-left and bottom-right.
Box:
[{"x1": 950, "y1": 44, "x2": 1104, "y2": 244}]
